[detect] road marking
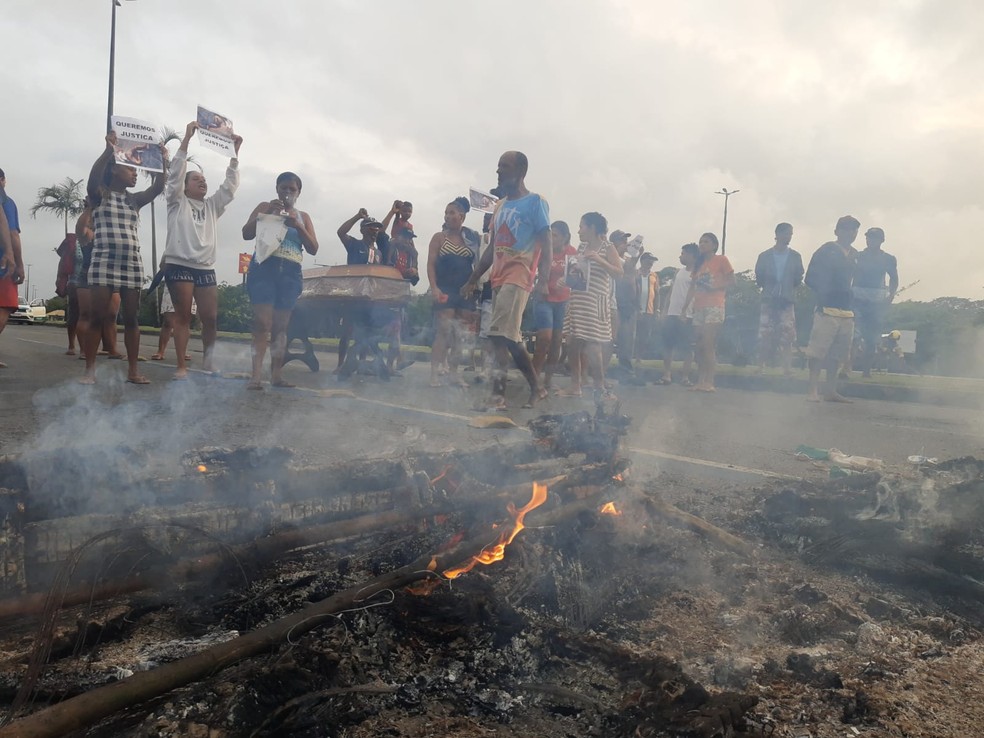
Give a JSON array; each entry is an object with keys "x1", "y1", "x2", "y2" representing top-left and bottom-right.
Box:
[
  {"x1": 307, "y1": 387, "x2": 796, "y2": 480},
  {"x1": 625, "y1": 446, "x2": 798, "y2": 480}
]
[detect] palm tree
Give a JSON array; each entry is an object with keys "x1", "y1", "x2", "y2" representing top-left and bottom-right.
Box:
[{"x1": 30, "y1": 177, "x2": 85, "y2": 234}]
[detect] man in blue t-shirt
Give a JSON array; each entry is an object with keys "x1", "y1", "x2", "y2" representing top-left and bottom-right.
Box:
[
  {"x1": 462, "y1": 151, "x2": 552, "y2": 409},
  {"x1": 336, "y1": 210, "x2": 390, "y2": 266},
  {"x1": 0, "y1": 169, "x2": 25, "y2": 368}
]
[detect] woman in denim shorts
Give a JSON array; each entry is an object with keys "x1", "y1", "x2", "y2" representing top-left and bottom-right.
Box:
[{"x1": 241, "y1": 172, "x2": 319, "y2": 389}]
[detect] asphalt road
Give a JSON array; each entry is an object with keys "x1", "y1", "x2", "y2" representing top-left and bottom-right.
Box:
[{"x1": 0, "y1": 323, "x2": 980, "y2": 484}]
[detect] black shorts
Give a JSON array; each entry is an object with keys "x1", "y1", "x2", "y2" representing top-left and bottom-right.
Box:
[{"x1": 164, "y1": 263, "x2": 217, "y2": 288}]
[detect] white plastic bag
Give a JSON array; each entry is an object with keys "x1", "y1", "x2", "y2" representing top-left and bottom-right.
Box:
[{"x1": 254, "y1": 214, "x2": 287, "y2": 265}]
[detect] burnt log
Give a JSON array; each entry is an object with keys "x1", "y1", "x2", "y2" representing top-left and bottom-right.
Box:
[{"x1": 0, "y1": 485, "x2": 621, "y2": 738}]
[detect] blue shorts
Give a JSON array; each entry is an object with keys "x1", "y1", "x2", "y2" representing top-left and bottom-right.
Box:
[
  {"x1": 164, "y1": 263, "x2": 217, "y2": 288},
  {"x1": 247, "y1": 256, "x2": 303, "y2": 312},
  {"x1": 532, "y1": 299, "x2": 566, "y2": 332}
]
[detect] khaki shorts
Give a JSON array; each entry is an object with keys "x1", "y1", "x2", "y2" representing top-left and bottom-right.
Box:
[
  {"x1": 805, "y1": 312, "x2": 854, "y2": 362},
  {"x1": 693, "y1": 306, "x2": 725, "y2": 327},
  {"x1": 487, "y1": 283, "x2": 529, "y2": 344}
]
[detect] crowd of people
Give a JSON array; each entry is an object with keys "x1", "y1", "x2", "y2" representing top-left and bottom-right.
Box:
[{"x1": 0, "y1": 141, "x2": 899, "y2": 408}]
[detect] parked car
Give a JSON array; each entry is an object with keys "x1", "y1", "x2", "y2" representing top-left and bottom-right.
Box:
[{"x1": 9, "y1": 300, "x2": 47, "y2": 325}]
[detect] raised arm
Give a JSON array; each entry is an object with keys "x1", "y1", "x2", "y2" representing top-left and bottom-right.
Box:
[
  {"x1": 211, "y1": 134, "x2": 242, "y2": 216},
  {"x1": 166, "y1": 123, "x2": 195, "y2": 204},
  {"x1": 380, "y1": 200, "x2": 401, "y2": 233},
  {"x1": 87, "y1": 134, "x2": 116, "y2": 200},
  {"x1": 337, "y1": 209, "x2": 367, "y2": 242},
  {"x1": 133, "y1": 144, "x2": 169, "y2": 210}
]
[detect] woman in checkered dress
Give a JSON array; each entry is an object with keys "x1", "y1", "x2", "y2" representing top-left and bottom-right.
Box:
[{"x1": 80, "y1": 132, "x2": 167, "y2": 385}]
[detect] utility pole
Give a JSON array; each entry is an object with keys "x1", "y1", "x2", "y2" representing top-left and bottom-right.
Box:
[
  {"x1": 24, "y1": 264, "x2": 32, "y2": 304},
  {"x1": 715, "y1": 188, "x2": 739, "y2": 255}
]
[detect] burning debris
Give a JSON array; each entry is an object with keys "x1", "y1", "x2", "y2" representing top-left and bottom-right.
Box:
[{"x1": 0, "y1": 411, "x2": 981, "y2": 736}]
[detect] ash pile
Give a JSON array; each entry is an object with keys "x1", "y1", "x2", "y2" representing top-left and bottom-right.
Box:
[
  {"x1": 0, "y1": 404, "x2": 761, "y2": 738},
  {"x1": 1, "y1": 415, "x2": 984, "y2": 737}
]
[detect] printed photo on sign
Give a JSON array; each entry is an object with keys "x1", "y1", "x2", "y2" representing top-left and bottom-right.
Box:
[
  {"x1": 196, "y1": 106, "x2": 237, "y2": 157},
  {"x1": 564, "y1": 254, "x2": 588, "y2": 292},
  {"x1": 111, "y1": 115, "x2": 163, "y2": 173},
  {"x1": 469, "y1": 187, "x2": 497, "y2": 214}
]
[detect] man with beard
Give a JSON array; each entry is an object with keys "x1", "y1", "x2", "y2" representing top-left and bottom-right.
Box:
[{"x1": 461, "y1": 151, "x2": 551, "y2": 409}]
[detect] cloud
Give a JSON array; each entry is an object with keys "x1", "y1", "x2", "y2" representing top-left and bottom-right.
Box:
[{"x1": 4, "y1": 0, "x2": 982, "y2": 303}]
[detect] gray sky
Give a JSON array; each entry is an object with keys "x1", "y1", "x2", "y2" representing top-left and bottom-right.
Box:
[{"x1": 6, "y1": 0, "x2": 983, "y2": 302}]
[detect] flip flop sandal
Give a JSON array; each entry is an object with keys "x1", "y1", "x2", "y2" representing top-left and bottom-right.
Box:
[{"x1": 126, "y1": 376, "x2": 151, "y2": 385}]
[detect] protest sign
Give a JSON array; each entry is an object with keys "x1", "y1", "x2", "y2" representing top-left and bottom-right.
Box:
[
  {"x1": 110, "y1": 116, "x2": 163, "y2": 173},
  {"x1": 196, "y1": 106, "x2": 237, "y2": 157},
  {"x1": 469, "y1": 188, "x2": 497, "y2": 214},
  {"x1": 254, "y1": 214, "x2": 287, "y2": 264}
]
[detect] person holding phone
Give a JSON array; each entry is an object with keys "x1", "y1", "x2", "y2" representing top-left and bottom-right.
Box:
[{"x1": 242, "y1": 172, "x2": 319, "y2": 390}]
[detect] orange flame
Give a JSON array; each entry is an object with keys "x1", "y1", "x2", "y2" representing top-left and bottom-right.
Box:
[
  {"x1": 443, "y1": 482, "x2": 548, "y2": 579},
  {"x1": 612, "y1": 473, "x2": 624, "y2": 482},
  {"x1": 197, "y1": 465, "x2": 208, "y2": 473},
  {"x1": 600, "y1": 501, "x2": 622, "y2": 516}
]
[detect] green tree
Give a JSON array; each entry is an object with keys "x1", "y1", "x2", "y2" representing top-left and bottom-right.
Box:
[
  {"x1": 216, "y1": 282, "x2": 252, "y2": 333},
  {"x1": 30, "y1": 177, "x2": 85, "y2": 234}
]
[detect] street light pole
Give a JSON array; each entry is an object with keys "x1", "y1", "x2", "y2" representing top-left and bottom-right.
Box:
[
  {"x1": 715, "y1": 188, "x2": 739, "y2": 256},
  {"x1": 24, "y1": 264, "x2": 32, "y2": 304},
  {"x1": 106, "y1": 0, "x2": 118, "y2": 134}
]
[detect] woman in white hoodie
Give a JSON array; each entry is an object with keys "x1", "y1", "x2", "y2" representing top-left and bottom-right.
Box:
[{"x1": 163, "y1": 121, "x2": 241, "y2": 378}]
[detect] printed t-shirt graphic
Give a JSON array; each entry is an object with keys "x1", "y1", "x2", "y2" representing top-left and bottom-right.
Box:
[{"x1": 489, "y1": 194, "x2": 550, "y2": 291}]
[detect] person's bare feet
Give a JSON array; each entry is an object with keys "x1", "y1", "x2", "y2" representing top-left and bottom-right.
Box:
[
  {"x1": 65, "y1": 349, "x2": 76, "y2": 356},
  {"x1": 555, "y1": 386, "x2": 582, "y2": 397},
  {"x1": 806, "y1": 392, "x2": 822, "y2": 402},
  {"x1": 173, "y1": 369, "x2": 189, "y2": 380},
  {"x1": 126, "y1": 375, "x2": 151, "y2": 385},
  {"x1": 246, "y1": 380, "x2": 264, "y2": 390},
  {"x1": 825, "y1": 392, "x2": 853, "y2": 403},
  {"x1": 523, "y1": 386, "x2": 549, "y2": 408},
  {"x1": 79, "y1": 373, "x2": 96, "y2": 385}
]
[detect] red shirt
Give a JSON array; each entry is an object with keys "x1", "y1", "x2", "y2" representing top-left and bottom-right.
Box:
[{"x1": 546, "y1": 244, "x2": 578, "y2": 302}]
